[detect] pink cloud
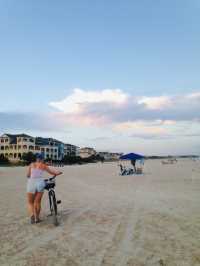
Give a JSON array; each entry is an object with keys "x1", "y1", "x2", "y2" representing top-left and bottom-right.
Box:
[{"x1": 48, "y1": 88, "x2": 200, "y2": 138}]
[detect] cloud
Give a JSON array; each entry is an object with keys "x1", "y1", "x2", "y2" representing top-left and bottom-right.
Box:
[
  {"x1": 138, "y1": 96, "x2": 172, "y2": 110},
  {"x1": 87, "y1": 136, "x2": 112, "y2": 141},
  {"x1": 49, "y1": 89, "x2": 200, "y2": 123},
  {"x1": 0, "y1": 112, "x2": 70, "y2": 134},
  {"x1": 186, "y1": 92, "x2": 200, "y2": 100},
  {"x1": 47, "y1": 88, "x2": 200, "y2": 140},
  {"x1": 113, "y1": 121, "x2": 168, "y2": 138},
  {"x1": 49, "y1": 88, "x2": 128, "y2": 114},
  {"x1": 2, "y1": 88, "x2": 199, "y2": 142}
]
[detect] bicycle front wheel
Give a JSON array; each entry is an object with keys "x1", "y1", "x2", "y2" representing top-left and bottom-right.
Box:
[{"x1": 49, "y1": 190, "x2": 59, "y2": 226}]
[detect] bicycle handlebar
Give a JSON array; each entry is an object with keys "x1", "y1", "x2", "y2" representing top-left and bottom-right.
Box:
[
  {"x1": 50, "y1": 175, "x2": 56, "y2": 181},
  {"x1": 44, "y1": 175, "x2": 56, "y2": 182}
]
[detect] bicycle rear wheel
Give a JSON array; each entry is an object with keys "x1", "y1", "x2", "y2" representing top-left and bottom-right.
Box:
[{"x1": 49, "y1": 190, "x2": 59, "y2": 226}]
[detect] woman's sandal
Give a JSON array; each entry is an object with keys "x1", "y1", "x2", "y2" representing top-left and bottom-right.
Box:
[
  {"x1": 35, "y1": 218, "x2": 42, "y2": 223},
  {"x1": 30, "y1": 215, "x2": 35, "y2": 224}
]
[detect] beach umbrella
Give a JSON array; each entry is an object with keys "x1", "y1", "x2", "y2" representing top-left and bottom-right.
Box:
[{"x1": 120, "y1": 153, "x2": 144, "y2": 160}]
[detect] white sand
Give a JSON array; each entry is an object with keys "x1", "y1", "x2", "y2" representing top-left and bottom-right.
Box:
[{"x1": 0, "y1": 159, "x2": 200, "y2": 266}]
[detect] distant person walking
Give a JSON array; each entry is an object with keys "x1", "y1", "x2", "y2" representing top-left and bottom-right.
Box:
[{"x1": 26, "y1": 153, "x2": 62, "y2": 224}]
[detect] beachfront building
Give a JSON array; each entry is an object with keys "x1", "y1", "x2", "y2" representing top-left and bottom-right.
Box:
[
  {"x1": 35, "y1": 137, "x2": 61, "y2": 160},
  {"x1": 79, "y1": 147, "x2": 96, "y2": 158},
  {"x1": 0, "y1": 133, "x2": 36, "y2": 161},
  {"x1": 98, "y1": 152, "x2": 123, "y2": 161},
  {"x1": 64, "y1": 144, "x2": 79, "y2": 157},
  {"x1": 0, "y1": 133, "x2": 78, "y2": 161}
]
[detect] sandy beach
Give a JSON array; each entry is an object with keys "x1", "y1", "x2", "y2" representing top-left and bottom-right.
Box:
[{"x1": 0, "y1": 159, "x2": 200, "y2": 266}]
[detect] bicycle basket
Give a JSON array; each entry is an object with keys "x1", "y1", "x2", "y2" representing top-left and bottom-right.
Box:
[{"x1": 44, "y1": 181, "x2": 55, "y2": 190}]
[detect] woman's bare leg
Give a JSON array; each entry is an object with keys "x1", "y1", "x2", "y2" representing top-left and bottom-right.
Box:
[
  {"x1": 34, "y1": 192, "x2": 44, "y2": 220},
  {"x1": 27, "y1": 193, "x2": 35, "y2": 217}
]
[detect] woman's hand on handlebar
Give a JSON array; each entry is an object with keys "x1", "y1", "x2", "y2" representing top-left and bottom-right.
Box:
[
  {"x1": 45, "y1": 165, "x2": 62, "y2": 176},
  {"x1": 56, "y1": 171, "x2": 63, "y2": 176}
]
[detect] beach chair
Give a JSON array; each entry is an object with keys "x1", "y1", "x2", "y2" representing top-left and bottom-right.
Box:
[
  {"x1": 127, "y1": 168, "x2": 134, "y2": 175},
  {"x1": 119, "y1": 164, "x2": 128, "y2": 175}
]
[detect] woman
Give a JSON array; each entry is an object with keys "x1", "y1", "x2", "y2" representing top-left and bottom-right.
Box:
[{"x1": 27, "y1": 153, "x2": 62, "y2": 224}]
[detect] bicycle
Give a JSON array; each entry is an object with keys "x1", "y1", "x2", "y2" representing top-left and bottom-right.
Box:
[{"x1": 44, "y1": 175, "x2": 61, "y2": 226}]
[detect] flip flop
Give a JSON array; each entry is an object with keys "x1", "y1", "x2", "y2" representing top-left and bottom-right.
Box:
[
  {"x1": 35, "y1": 218, "x2": 42, "y2": 223},
  {"x1": 30, "y1": 215, "x2": 35, "y2": 224}
]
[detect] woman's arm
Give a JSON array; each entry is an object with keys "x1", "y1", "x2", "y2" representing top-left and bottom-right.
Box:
[
  {"x1": 27, "y1": 164, "x2": 31, "y2": 178},
  {"x1": 44, "y1": 165, "x2": 62, "y2": 176}
]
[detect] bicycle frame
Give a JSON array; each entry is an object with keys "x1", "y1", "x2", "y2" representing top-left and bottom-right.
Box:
[{"x1": 44, "y1": 175, "x2": 61, "y2": 225}]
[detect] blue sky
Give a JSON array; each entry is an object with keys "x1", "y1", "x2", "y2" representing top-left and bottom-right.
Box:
[{"x1": 1, "y1": 0, "x2": 200, "y2": 155}]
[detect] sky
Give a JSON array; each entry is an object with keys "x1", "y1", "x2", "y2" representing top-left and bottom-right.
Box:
[{"x1": 0, "y1": 0, "x2": 200, "y2": 155}]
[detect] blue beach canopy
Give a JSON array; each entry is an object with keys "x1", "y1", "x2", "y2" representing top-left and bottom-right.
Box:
[{"x1": 120, "y1": 153, "x2": 144, "y2": 160}]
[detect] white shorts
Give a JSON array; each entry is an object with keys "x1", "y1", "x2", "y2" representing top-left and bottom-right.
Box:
[{"x1": 27, "y1": 178, "x2": 45, "y2": 193}]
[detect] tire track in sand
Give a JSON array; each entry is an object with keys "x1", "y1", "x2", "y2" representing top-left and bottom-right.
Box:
[
  {"x1": 1, "y1": 206, "x2": 95, "y2": 266},
  {"x1": 96, "y1": 207, "x2": 138, "y2": 266}
]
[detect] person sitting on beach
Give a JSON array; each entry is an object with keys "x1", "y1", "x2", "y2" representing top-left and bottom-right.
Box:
[
  {"x1": 119, "y1": 164, "x2": 127, "y2": 175},
  {"x1": 27, "y1": 153, "x2": 62, "y2": 224}
]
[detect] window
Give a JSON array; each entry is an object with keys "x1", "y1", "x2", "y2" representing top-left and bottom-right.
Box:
[
  {"x1": 29, "y1": 146, "x2": 34, "y2": 150},
  {"x1": 1, "y1": 146, "x2": 4, "y2": 150},
  {"x1": 23, "y1": 138, "x2": 27, "y2": 141},
  {"x1": 29, "y1": 139, "x2": 34, "y2": 143},
  {"x1": 51, "y1": 148, "x2": 53, "y2": 152},
  {"x1": 46, "y1": 148, "x2": 49, "y2": 152},
  {"x1": 55, "y1": 149, "x2": 57, "y2": 153},
  {"x1": 0, "y1": 139, "x2": 4, "y2": 143},
  {"x1": 18, "y1": 138, "x2": 21, "y2": 142},
  {"x1": 5, "y1": 139, "x2": 8, "y2": 142},
  {"x1": 18, "y1": 145, "x2": 21, "y2": 149},
  {"x1": 23, "y1": 145, "x2": 27, "y2": 149},
  {"x1": 41, "y1": 148, "x2": 45, "y2": 152}
]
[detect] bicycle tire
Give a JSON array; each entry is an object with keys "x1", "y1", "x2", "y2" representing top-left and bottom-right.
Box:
[
  {"x1": 49, "y1": 191, "x2": 53, "y2": 214},
  {"x1": 49, "y1": 190, "x2": 59, "y2": 226}
]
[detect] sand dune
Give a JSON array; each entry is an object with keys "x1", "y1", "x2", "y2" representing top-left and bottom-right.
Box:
[{"x1": 0, "y1": 159, "x2": 200, "y2": 266}]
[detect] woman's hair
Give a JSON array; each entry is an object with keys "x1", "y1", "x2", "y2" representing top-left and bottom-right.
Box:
[{"x1": 35, "y1": 153, "x2": 44, "y2": 161}]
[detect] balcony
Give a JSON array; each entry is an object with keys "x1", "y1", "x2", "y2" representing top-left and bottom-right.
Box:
[{"x1": 29, "y1": 146, "x2": 34, "y2": 150}]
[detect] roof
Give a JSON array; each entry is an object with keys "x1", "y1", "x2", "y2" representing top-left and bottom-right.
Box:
[
  {"x1": 2, "y1": 133, "x2": 33, "y2": 138},
  {"x1": 64, "y1": 143, "x2": 78, "y2": 148},
  {"x1": 1, "y1": 133, "x2": 34, "y2": 144},
  {"x1": 35, "y1": 137, "x2": 49, "y2": 146},
  {"x1": 35, "y1": 137, "x2": 63, "y2": 146},
  {"x1": 120, "y1": 153, "x2": 144, "y2": 160},
  {"x1": 80, "y1": 147, "x2": 95, "y2": 150}
]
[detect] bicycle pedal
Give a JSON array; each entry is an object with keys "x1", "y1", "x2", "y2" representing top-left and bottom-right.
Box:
[{"x1": 57, "y1": 200, "x2": 61, "y2": 204}]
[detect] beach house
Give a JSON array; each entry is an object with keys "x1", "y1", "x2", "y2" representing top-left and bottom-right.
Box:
[
  {"x1": 64, "y1": 143, "x2": 79, "y2": 157},
  {"x1": 79, "y1": 147, "x2": 96, "y2": 158},
  {"x1": 98, "y1": 152, "x2": 123, "y2": 161},
  {"x1": 0, "y1": 133, "x2": 36, "y2": 161},
  {"x1": 0, "y1": 133, "x2": 79, "y2": 161}
]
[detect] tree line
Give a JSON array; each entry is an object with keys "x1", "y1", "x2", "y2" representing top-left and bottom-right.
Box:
[{"x1": 0, "y1": 152, "x2": 105, "y2": 166}]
